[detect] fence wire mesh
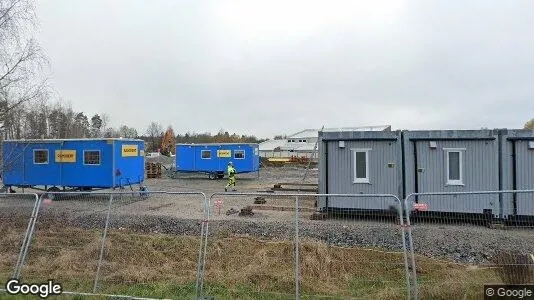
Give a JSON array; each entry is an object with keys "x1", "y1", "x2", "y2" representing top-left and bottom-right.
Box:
[
  {"x1": 15, "y1": 192, "x2": 116, "y2": 294},
  {"x1": 0, "y1": 193, "x2": 40, "y2": 285},
  {"x1": 96, "y1": 191, "x2": 207, "y2": 299},
  {"x1": 199, "y1": 192, "x2": 298, "y2": 300},
  {"x1": 198, "y1": 192, "x2": 410, "y2": 300},
  {"x1": 404, "y1": 190, "x2": 534, "y2": 300},
  {"x1": 307, "y1": 194, "x2": 409, "y2": 300}
]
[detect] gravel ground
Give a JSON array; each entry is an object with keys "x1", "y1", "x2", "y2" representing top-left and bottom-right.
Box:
[{"x1": 1, "y1": 166, "x2": 533, "y2": 266}]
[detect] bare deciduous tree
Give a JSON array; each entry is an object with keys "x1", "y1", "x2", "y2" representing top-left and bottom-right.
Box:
[
  {"x1": 146, "y1": 121, "x2": 163, "y2": 152},
  {"x1": 1, "y1": 0, "x2": 49, "y2": 138},
  {"x1": 119, "y1": 125, "x2": 138, "y2": 139}
]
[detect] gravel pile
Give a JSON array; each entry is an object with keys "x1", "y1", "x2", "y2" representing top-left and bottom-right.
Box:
[{"x1": 5, "y1": 210, "x2": 532, "y2": 266}]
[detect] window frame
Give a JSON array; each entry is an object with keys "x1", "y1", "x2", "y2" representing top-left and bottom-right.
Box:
[
  {"x1": 444, "y1": 148, "x2": 465, "y2": 186},
  {"x1": 83, "y1": 150, "x2": 101, "y2": 166},
  {"x1": 201, "y1": 149, "x2": 211, "y2": 159},
  {"x1": 234, "y1": 149, "x2": 245, "y2": 159},
  {"x1": 33, "y1": 149, "x2": 49, "y2": 165},
  {"x1": 351, "y1": 148, "x2": 371, "y2": 184}
]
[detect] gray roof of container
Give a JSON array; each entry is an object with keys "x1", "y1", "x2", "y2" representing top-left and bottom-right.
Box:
[{"x1": 3, "y1": 138, "x2": 144, "y2": 143}]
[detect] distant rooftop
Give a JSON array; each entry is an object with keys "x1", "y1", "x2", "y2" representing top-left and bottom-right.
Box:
[
  {"x1": 288, "y1": 125, "x2": 391, "y2": 138},
  {"x1": 260, "y1": 125, "x2": 391, "y2": 151}
]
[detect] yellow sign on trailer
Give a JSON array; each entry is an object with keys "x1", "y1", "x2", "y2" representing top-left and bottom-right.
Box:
[
  {"x1": 122, "y1": 145, "x2": 139, "y2": 157},
  {"x1": 217, "y1": 150, "x2": 231, "y2": 158},
  {"x1": 55, "y1": 150, "x2": 76, "y2": 163}
]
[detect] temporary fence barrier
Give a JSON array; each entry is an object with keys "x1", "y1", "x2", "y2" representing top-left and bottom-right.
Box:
[
  {"x1": 4, "y1": 188, "x2": 532, "y2": 299},
  {"x1": 197, "y1": 192, "x2": 411, "y2": 300},
  {"x1": 404, "y1": 190, "x2": 534, "y2": 300},
  {"x1": 1, "y1": 190, "x2": 207, "y2": 300},
  {"x1": 0, "y1": 193, "x2": 40, "y2": 284}
]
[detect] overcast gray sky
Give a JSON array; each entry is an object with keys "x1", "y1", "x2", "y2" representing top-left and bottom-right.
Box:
[{"x1": 36, "y1": 0, "x2": 534, "y2": 138}]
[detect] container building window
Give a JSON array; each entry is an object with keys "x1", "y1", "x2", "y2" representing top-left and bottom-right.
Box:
[
  {"x1": 84, "y1": 150, "x2": 101, "y2": 165},
  {"x1": 445, "y1": 149, "x2": 465, "y2": 185},
  {"x1": 351, "y1": 149, "x2": 370, "y2": 184},
  {"x1": 33, "y1": 149, "x2": 49, "y2": 164},
  {"x1": 234, "y1": 150, "x2": 245, "y2": 159},
  {"x1": 201, "y1": 150, "x2": 211, "y2": 159}
]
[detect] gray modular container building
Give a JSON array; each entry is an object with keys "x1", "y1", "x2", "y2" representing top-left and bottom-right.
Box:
[
  {"x1": 403, "y1": 130, "x2": 500, "y2": 217},
  {"x1": 319, "y1": 128, "x2": 534, "y2": 219},
  {"x1": 318, "y1": 130, "x2": 403, "y2": 212},
  {"x1": 500, "y1": 129, "x2": 534, "y2": 218}
]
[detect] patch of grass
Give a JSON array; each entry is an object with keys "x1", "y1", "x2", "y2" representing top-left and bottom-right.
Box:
[{"x1": 0, "y1": 223, "x2": 505, "y2": 299}]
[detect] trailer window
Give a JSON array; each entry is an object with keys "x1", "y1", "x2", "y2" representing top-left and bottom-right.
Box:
[
  {"x1": 84, "y1": 150, "x2": 101, "y2": 165},
  {"x1": 201, "y1": 150, "x2": 211, "y2": 159},
  {"x1": 445, "y1": 149, "x2": 464, "y2": 185},
  {"x1": 234, "y1": 150, "x2": 245, "y2": 159},
  {"x1": 351, "y1": 149, "x2": 370, "y2": 184},
  {"x1": 34, "y1": 150, "x2": 49, "y2": 164}
]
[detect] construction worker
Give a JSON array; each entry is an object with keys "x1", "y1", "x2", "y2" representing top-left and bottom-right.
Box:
[{"x1": 225, "y1": 161, "x2": 237, "y2": 192}]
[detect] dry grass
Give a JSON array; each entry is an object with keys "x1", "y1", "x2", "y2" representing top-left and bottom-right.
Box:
[
  {"x1": 0, "y1": 224, "x2": 504, "y2": 299},
  {"x1": 491, "y1": 250, "x2": 534, "y2": 284}
]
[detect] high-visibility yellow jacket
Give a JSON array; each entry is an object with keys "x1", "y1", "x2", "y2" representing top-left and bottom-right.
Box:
[{"x1": 227, "y1": 166, "x2": 236, "y2": 177}]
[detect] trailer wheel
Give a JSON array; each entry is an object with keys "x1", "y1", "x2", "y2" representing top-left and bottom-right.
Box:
[
  {"x1": 217, "y1": 173, "x2": 224, "y2": 179},
  {"x1": 45, "y1": 187, "x2": 61, "y2": 200},
  {"x1": 208, "y1": 173, "x2": 216, "y2": 180}
]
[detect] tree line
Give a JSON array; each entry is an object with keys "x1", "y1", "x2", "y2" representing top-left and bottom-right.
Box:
[{"x1": 145, "y1": 122, "x2": 266, "y2": 153}]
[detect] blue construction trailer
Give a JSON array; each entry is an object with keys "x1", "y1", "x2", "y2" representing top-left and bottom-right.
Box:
[
  {"x1": 175, "y1": 143, "x2": 260, "y2": 179},
  {"x1": 1, "y1": 138, "x2": 146, "y2": 194}
]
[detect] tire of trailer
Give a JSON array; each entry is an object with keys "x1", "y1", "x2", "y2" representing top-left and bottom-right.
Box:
[
  {"x1": 45, "y1": 186, "x2": 61, "y2": 200},
  {"x1": 217, "y1": 173, "x2": 224, "y2": 179}
]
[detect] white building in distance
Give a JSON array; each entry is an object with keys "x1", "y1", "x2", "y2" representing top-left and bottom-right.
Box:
[{"x1": 259, "y1": 125, "x2": 391, "y2": 160}]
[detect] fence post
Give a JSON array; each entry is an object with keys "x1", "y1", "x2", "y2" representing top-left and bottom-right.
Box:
[
  {"x1": 196, "y1": 193, "x2": 209, "y2": 299},
  {"x1": 93, "y1": 194, "x2": 114, "y2": 293},
  {"x1": 404, "y1": 195, "x2": 419, "y2": 300},
  {"x1": 199, "y1": 193, "x2": 212, "y2": 297},
  {"x1": 396, "y1": 197, "x2": 412, "y2": 300},
  {"x1": 13, "y1": 194, "x2": 41, "y2": 279},
  {"x1": 295, "y1": 195, "x2": 300, "y2": 300},
  {"x1": 13, "y1": 194, "x2": 43, "y2": 279}
]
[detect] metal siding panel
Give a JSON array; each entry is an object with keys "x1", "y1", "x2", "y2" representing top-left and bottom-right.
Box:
[
  {"x1": 501, "y1": 136, "x2": 515, "y2": 217},
  {"x1": 416, "y1": 139, "x2": 499, "y2": 215},
  {"x1": 115, "y1": 140, "x2": 144, "y2": 187},
  {"x1": 3, "y1": 140, "x2": 122, "y2": 188},
  {"x1": 515, "y1": 140, "x2": 534, "y2": 215},
  {"x1": 176, "y1": 144, "x2": 258, "y2": 173},
  {"x1": 318, "y1": 136, "x2": 327, "y2": 209},
  {"x1": 22, "y1": 142, "x2": 61, "y2": 186},
  {"x1": 2, "y1": 142, "x2": 25, "y2": 185},
  {"x1": 326, "y1": 139, "x2": 400, "y2": 210},
  {"x1": 60, "y1": 140, "x2": 113, "y2": 188},
  {"x1": 176, "y1": 145, "x2": 195, "y2": 171}
]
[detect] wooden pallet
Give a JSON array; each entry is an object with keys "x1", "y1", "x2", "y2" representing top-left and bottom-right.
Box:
[
  {"x1": 145, "y1": 162, "x2": 162, "y2": 178},
  {"x1": 271, "y1": 182, "x2": 318, "y2": 193}
]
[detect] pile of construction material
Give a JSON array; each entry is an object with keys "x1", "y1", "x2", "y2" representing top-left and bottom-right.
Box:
[{"x1": 145, "y1": 162, "x2": 162, "y2": 178}]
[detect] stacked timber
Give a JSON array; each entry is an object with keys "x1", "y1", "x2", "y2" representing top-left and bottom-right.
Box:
[{"x1": 145, "y1": 162, "x2": 162, "y2": 178}]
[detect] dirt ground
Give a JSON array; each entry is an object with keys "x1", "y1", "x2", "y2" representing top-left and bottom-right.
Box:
[
  {"x1": 154, "y1": 165, "x2": 318, "y2": 193},
  {"x1": 0, "y1": 166, "x2": 320, "y2": 223}
]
